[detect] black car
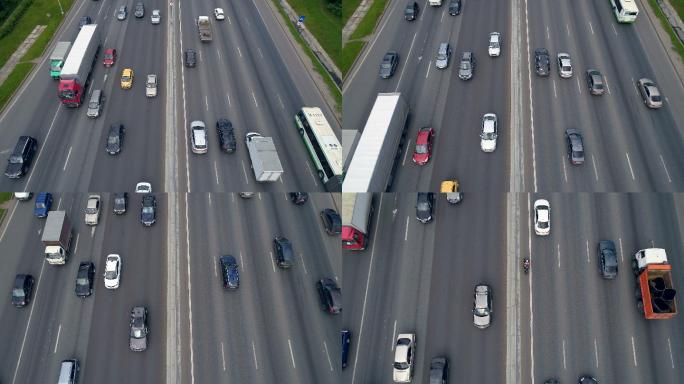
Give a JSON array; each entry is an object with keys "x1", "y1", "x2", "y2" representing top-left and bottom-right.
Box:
[
  {"x1": 184, "y1": 49, "x2": 197, "y2": 67},
  {"x1": 216, "y1": 119, "x2": 236, "y2": 153},
  {"x1": 140, "y1": 194, "x2": 156, "y2": 226},
  {"x1": 598, "y1": 240, "x2": 618, "y2": 279},
  {"x1": 405, "y1": 1, "x2": 419, "y2": 21},
  {"x1": 416, "y1": 192, "x2": 434, "y2": 223},
  {"x1": 578, "y1": 376, "x2": 598, "y2": 384},
  {"x1": 134, "y1": 2, "x2": 145, "y2": 18},
  {"x1": 130, "y1": 306, "x2": 149, "y2": 351},
  {"x1": 565, "y1": 129, "x2": 584, "y2": 165},
  {"x1": 544, "y1": 380, "x2": 560, "y2": 384},
  {"x1": 341, "y1": 329, "x2": 351, "y2": 369},
  {"x1": 429, "y1": 356, "x2": 449, "y2": 384},
  {"x1": 534, "y1": 48, "x2": 550, "y2": 76},
  {"x1": 379, "y1": 51, "x2": 399, "y2": 79},
  {"x1": 105, "y1": 124, "x2": 124, "y2": 155},
  {"x1": 79, "y1": 16, "x2": 92, "y2": 29},
  {"x1": 448, "y1": 0, "x2": 461, "y2": 15},
  {"x1": 75, "y1": 262, "x2": 95, "y2": 298},
  {"x1": 11, "y1": 274, "x2": 34, "y2": 307},
  {"x1": 316, "y1": 278, "x2": 342, "y2": 314},
  {"x1": 289, "y1": 192, "x2": 308, "y2": 205},
  {"x1": 320, "y1": 208, "x2": 342, "y2": 235},
  {"x1": 113, "y1": 192, "x2": 128, "y2": 214},
  {"x1": 5, "y1": 136, "x2": 37, "y2": 179},
  {"x1": 273, "y1": 236, "x2": 295, "y2": 268},
  {"x1": 219, "y1": 255, "x2": 239, "y2": 289}
]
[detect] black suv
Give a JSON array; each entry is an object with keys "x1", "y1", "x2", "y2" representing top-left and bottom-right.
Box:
[
  {"x1": 416, "y1": 192, "x2": 435, "y2": 223},
  {"x1": 289, "y1": 192, "x2": 308, "y2": 205},
  {"x1": 184, "y1": 49, "x2": 197, "y2": 67},
  {"x1": 320, "y1": 208, "x2": 342, "y2": 235},
  {"x1": 140, "y1": 194, "x2": 156, "y2": 226},
  {"x1": 12, "y1": 274, "x2": 34, "y2": 307},
  {"x1": 79, "y1": 16, "x2": 92, "y2": 29},
  {"x1": 5, "y1": 136, "x2": 37, "y2": 179},
  {"x1": 106, "y1": 124, "x2": 124, "y2": 155},
  {"x1": 316, "y1": 278, "x2": 342, "y2": 314},
  {"x1": 534, "y1": 48, "x2": 550, "y2": 76},
  {"x1": 219, "y1": 255, "x2": 239, "y2": 289},
  {"x1": 449, "y1": 0, "x2": 461, "y2": 15},
  {"x1": 405, "y1": 1, "x2": 419, "y2": 21},
  {"x1": 113, "y1": 192, "x2": 128, "y2": 214},
  {"x1": 598, "y1": 240, "x2": 618, "y2": 279},
  {"x1": 216, "y1": 119, "x2": 236, "y2": 153},
  {"x1": 379, "y1": 51, "x2": 399, "y2": 79},
  {"x1": 75, "y1": 262, "x2": 95, "y2": 298},
  {"x1": 273, "y1": 236, "x2": 295, "y2": 268}
]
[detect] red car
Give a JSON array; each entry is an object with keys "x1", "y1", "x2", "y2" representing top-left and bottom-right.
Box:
[
  {"x1": 412, "y1": 126, "x2": 434, "y2": 165},
  {"x1": 103, "y1": 48, "x2": 117, "y2": 67}
]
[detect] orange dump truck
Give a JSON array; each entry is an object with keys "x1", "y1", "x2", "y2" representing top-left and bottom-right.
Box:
[{"x1": 633, "y1": 248, "x2": 677, "y2": 319}]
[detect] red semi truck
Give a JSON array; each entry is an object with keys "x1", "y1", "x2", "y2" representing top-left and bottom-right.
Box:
[
  {"x1": 633, "y1": 248, "x2": 677, "y2": 319},
  {"x1": 58, "y1": 24, "x2": 101, "y2": 107},
  {"x1": 342, "y1": 193, "x2": 373, "y2": 251}
]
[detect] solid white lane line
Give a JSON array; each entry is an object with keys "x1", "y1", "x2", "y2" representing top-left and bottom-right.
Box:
[
  {"x1": 288, "y1": 339, "x2": 296, "y2": 368},
  {"x1": 546, "y1": 26, "x2": 550, "y2": 40},
  {"x1": 659, "y1": 155, "x2": 672, "y2": 183},
  {"x1": 586, "y1": 240, "x2": 590, "y2": 264},
  {"x1": 404, "y1": 216, "x2": 409, "y2": 241},
  {"x1": 73, "y1": 233, "x2": 80, "y2": 254},
  {"x1": 589, "y1": 21, "x2": 594, "y2": 35},
  {"x1": 252, "y1": 341, "x2": 259, "y2": 370},
  {"x1": 557, "y1": 243, "x2": 561, "y2": 269},
  {"x1": 205, "y1": 95, "x2": 209, "y2": 111},
  {"x1": 594, "y1": 338, "x2": 599, "y2": 367},
  {"x1": 217, "y1": 49, "x2": 221, "y2": 61},
  {"x1": 221, "y1": 342, "x2": 226, "y2": 371},
  {"x1": 269, "y1": 252, "x2": 276, "y2": 272},
  {"x1": 241, "y1": 160, "x2": 250, "y2": 184},
  {"x1": 251, "y1": 91, "x2": 258, "y2": 108},
  {"x1": 401, "y1": 139, "x2": 411, "y2": 166},
  {"x1": 668, "y1": 338, "x2": 675, "y2": 368},
  {"x1": 323, "y1": 341, "x2": 333, "y2": 371},
  {"x1": 300, "y1": 253, "x2": 308, "y2": 275},
  {"x1": 0, "y1": 201, "x2": 19, "y2": 243},
  {"x1": 631, "y1": 336, "x2": 637, "y2": 366},
  {"x1": 237, "y1": 46, "x2": 242, "y2": 57},
  {"x1": 611, "y1": 23, "x2": 618, "y2": 36},
  {"x1": 214, "y1": 161, "x2": 219, "y2": 184},
  {"x1": 425, "y1": 62, "x2": 431, "y2": 78},
  {"x1": 524, "y1": 0, "x2": 538, "y2": 192},
  {"x1": 625, "y1": 153, "x2": 635, "y2": 180},
  {"x1": 553, "y1": 79, "x2": 557, "y2": 98},
  {"x1": 562, "y1": 155, "x2": 568, "y2": 183},
  {"x1": 391, "y1": 320, "x2": 397, "y2": 351},
  {"x1": 213, "y1": 256, "x2": 218, "y2": 277},
  {"x1": 226, "y1": 93, "x2": 231, "y2": 108},
  {"x1": 57, "y1": 197, "x2": 62, "y2": 210},
  {"x1": 278, "y1": 94, "x2": 284, "y2": 110},
  {"x1": 591, "y1": 155, "x2": 599, "y2": 181},
  {"x1": 562, "y1": 339, "x2": 567, "y2": 370},
  {"x1": 63, "y1": 147, "x2": 72, "y2": 171},
  {"x1": 604, "y1": 75, "x2": 611, "y2": 95},
  {"x1": 53, "y1": 324, "x2": 62, "y2": 353},
  {"x1": 618, "y1": 237, "x2": 624, "y2": 263},
  {"x1": 395, "y1": 33, "x2": 417, "y2": 92}
]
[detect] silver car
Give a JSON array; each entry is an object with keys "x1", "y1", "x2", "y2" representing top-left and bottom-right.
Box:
[
  {"x1": 473, "y1": 284, "x2": 492, "y2": 329},
  {"x1": 557, "y1": 53, "x2": 572, "y2": 78},
  {"x1": 637, "y1": 78, "x2": 663, "y2": 108},
  {"x1": 190, "y1": 120, "x2": 208, "y2": 154},
  {"x1": 117, "y1": 5, "x2": 127, "y2": 20},
  {"x1": 435, "y1": 42, "x2": 451, "y2": 69},
  {"x1": 145, "y1": 74, "x2": 157, "y2": 97},
  {"x1": 150, "y1": 9, "x2": 161, "y2": 24},
  {"x1": 458, "y1": 51, "x2": 475, "y2": 80}
]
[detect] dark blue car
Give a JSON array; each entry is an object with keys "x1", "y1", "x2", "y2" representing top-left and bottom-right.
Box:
[
  {"x1": 219, "y1": 255, "x2": 239, "y2": 289},
  {"x1": 342, "y1": 329, "x2": 351, "y2": 369},
  {"x1": 34, "y1": 192, "x2": 52, "y2": 218}
]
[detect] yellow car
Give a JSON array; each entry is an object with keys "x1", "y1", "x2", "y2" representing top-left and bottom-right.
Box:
[{"x1": 120, "y1": 68, "x2": 134, "y2": 89}]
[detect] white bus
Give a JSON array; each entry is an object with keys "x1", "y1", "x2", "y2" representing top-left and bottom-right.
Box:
[
  {"x1": 610, "y1": 0, "x2": 638, "y2": 23},
  {"x1": 295, "y1": 107, "x2": 343, "y2": 191}
]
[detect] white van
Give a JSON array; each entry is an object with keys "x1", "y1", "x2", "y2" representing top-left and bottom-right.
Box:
[{"x1": 57, "y1": 359, "x2": 79, "y2": 384}]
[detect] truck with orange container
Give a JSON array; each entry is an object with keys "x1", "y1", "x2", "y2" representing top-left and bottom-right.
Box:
[{"x1": 633, "y1": 248, "x2": 677, "y2": 319}]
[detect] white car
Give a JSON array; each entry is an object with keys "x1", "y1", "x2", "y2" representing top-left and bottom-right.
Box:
[
  {"x1": 393, "y1": 333, "x2": 415, "y2": 383},
  {"x1": 14, "y1": 192, "x2": 32, "y2": 200},
  {"x1": 534, "y1": 199, "x2": 550, "y2": 236},
  {"x1": 151, "y1": 9, "x2": 161, "y2": 24},
  {"x1": 135, "y1": 182, "x2": 152, "y2": 194},
  {"x1": 103, "y1": 254, "x2": 121, "y2": 289},
  {"x1": 214, "y1": 8, "x2": 225, "y2": 20},
  {"x1": 84, "y1": 194, "x2": 101, "y2": 225},
  {"x1": 190, "y1": 120, "x2": 208, "y2": 154},
  {"x1": 557, "y1": 53, "x2": 572, "y2": 78},
  {"x1": 480, "y1": 113, "x2": 498, "y2": 152},
  {"x1": 145, "y1": 74, "x2": 157, "y2": 97},
  {"x1": 488, "y1": 32, "x2": 501, "y2": 57}
]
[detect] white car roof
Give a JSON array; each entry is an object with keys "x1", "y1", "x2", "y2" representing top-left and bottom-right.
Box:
[{"x1": 105, "y1": 258, "x2": 119, "y2": 271}]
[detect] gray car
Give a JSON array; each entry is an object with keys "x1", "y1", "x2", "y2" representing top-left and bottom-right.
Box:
[
  {"x1": 473, "y1": 284, "x2": 492, "y2": 328},
  {"x1": 637, "y1": 78, "x2": 662, "y2": 108},
  {"x1": 129, "y1": 306, "x2": 149, "y2": 351},
  {"x1": 134, "y1": 2, "x2": 144, "y2": 18},
  {"x1": 458, "y1": 51, "x2": 475, "y2": 80},
  {"x1": 379, "y1": 51, "x2": 399, "y2": 79},
  {"x1": 117, "y1": 5, "x2": 127, "y2": 20},
  {"x1": 586, "y1": 69, "x2": 605, "y2": 95},
  {"x1": 435, "y1": 43, "x2": 451, "y2": 69}
]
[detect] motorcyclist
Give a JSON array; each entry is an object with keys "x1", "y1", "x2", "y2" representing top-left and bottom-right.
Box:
[{"x1": 522, "y1": 257, "x2": 530, "y2": 272}]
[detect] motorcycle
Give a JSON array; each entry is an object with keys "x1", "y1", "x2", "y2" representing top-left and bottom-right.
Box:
[{"x1": 522, "y1": 258, "x2": 530, "y2": 274}]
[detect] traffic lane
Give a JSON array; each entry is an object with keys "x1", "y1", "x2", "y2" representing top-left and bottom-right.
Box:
[
  {"x1": 422, "y1": 190, "x2": 507, "y2": 383},
  {"x1": 528, "y1": 194, "x2": 684, "y2": 383},
  {"x1": 397, "y1": 0, "x2": 510, "y2": 193},
  {"x1": 82, "y1": 192, "x2": 166, "y2": 384},
  {"x1": 184, "y1": 193, "x2": 339, "y2": 383},
  {"x1": 348, "y1": 193, "x2": 440, "y2": 384},
  {"x1": 88, "y1": 0, "x2": 167, "y2": 191}
]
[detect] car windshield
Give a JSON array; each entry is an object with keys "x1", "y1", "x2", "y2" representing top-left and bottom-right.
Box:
[
  {"x1": 132, "y1": 328, "x2": 144, "y2": 338},
  {"x1": 417, "y1": 201, "x2": 429, "y2": 210},
  {"x1": 9, "y1": 155, "x2": 23, "y2": 164},
  {"x1": 562, "y1": 65, "x2": 571, "y2": 71},
  {"x1": 36, "y1": 202, "x2": 46, "y2": 208},
  {"x1": 122, "y1": 75, "x2": 130, "y2": 81},
  {"x1": 415, "y1": 143, "x2": 428, "y2": 154},
  {"x1": 538, "y1": 221, "x2": 548, "y2": 229},
  {"x1": 88, "y1": 101, "x2": 98, "y2": 108},
  {"x1": 651, "y1": 94, "x2": 662, "y2": 102},
  {"x1": 437, "y1": 53, "x2": 447, "y2": 61},
  {"x1": 12, "y1": 288, "x2": 24, "y2": 297},
  {"x1": 105, "y1": 269, "x2": 117, "y2": 279},
  {"x1": 394, "y1": 361, "x2": 409, "y2": 370},
  {"x1": 115, "y1": 197, "x2": 124, "y2": 204},
  {"x1": 406, "y1": 9, "x2": 414, "y2": 14},
  {"x1": 142, "y1": 206, "x2": 154, "y2": 214},
  {"x1": 108, "y1": 135, "x2": 120, "y2": 145},
  {"x1": 85, "y1": 207, "x2": 97, "y2": 214},
  {"x1": 76, "y1": 277, "x2": 89, "y2": 285},
  {"x1": 482, "y1": 131, "x2": 496, "y2": 140},
  {"x1": 460, "y1": 61, "x2": 471, "y2": 70},
  {"x1": 381, "y1": 63, "x2": 391, "y2": 69},
  {"x1": 572, "y1": 150, "x2": 583, "y2": 158},
  {"x1": 105, "y1": 53, "x2": 113, "y2": 60},
  {"x1": 474, "y1": 307, "x2": 488, "y2": 316},
  {"x1": 147, "y1": 81, "x2": 155, "y2": 88}
]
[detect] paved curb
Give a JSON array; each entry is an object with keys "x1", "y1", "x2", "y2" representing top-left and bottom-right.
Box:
[
  {"x1": 643, "y1": 0, "x2": 684, "y2": 87},
  {"x1": 343, "y1": 0, "x2": 390, "y2": 83},
  {"x1": 0, "y1": 25, "x2": 46, "y2": 85},
  {"x1": 342, "y1": 0, "x2": 374, "y2": 45}
]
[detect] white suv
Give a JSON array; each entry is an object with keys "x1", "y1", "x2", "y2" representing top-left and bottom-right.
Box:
[
  {"x1": 84, "y1": 195, "x2": 101, "y2": 225},
  {"x1": 534, "y1": 199, "x2": 550, "y2": 236},
  {"x1": 190, "y1": 121, "x2": 208, "y2": 154},
  {"x1": 104, "y1": 254, "x2": 121, "y2": 289},
  {"x1": 393, "y1": 333, "x2": 415, "y2": 382}
]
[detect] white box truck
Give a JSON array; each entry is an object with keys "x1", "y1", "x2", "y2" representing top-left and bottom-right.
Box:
[{"x1": 245, "y1": 132, "x2": 284, "y2": 182}]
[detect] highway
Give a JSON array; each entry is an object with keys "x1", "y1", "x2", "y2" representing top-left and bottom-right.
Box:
[
  {"x1": 0, "y1": 0, "x2": 339, "y2": 193},
  {"x1": 343, "y1": 0, "x2": 683, "y2": 193}
]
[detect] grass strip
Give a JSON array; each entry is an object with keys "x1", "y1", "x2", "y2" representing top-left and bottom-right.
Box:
[
  {"x1": 646, "y1": 0, "x2": 684, "y2": 63},
  {"x1": 0, "y1": 62, "x2": 34, "y2": 111},
  {"x1": 286, "y1": 0, "x2": 341, "y2": 64},
  {"x1": 342, "y1": 0, "x2": 363, "y2": 26},
  {"x1": 349, "y1": 0, "x2": 387, "y2": 40},
  {"x1": 340, "y1": 40, "x2": 364, "y2": 76}
]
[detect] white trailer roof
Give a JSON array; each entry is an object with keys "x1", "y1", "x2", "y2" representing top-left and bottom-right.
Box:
[
  {"x1": 341, "y1": 193, "x2": 372, "y2": 231},
  {"x1": 61, "y1": 24, "x2": 97, "y2": 77},
  {"x1": 343, "y1": 93, "x2": 402, "y2": 192}
]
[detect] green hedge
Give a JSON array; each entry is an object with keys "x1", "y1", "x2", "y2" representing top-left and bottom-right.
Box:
[{"x1": 0, "y1": 0, "x2": 35, "y2": 40}]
